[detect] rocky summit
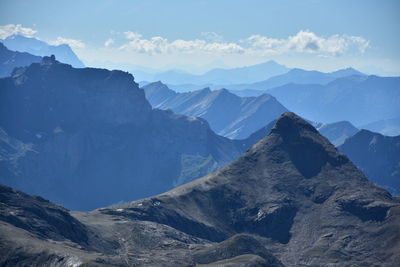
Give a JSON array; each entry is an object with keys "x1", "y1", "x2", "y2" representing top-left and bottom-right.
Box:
[{"x1": 0, "y1": 112, "x2": 399, "y2": 266}]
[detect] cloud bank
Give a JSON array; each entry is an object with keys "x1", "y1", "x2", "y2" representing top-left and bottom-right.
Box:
[{"x1": 118, "y1": 30, "x2": 369, "y2": 57}]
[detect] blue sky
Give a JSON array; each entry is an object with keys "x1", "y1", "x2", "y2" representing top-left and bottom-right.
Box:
[{"x1": 0, "y1": 0, "x2": 399, "y2": 75}]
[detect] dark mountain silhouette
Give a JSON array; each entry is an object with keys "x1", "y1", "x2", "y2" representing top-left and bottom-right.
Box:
[
  {"x1": 0, "y1": 113, "x2": 399, "y2": 266},
  {"x1": 0, "y1": 56, "x2": 250, "y2": 210},
  {"x1": 0, "y1": 42, "x2": 41, "y2": 77},
  {"x1": 339, "y1": 130, "x2": 400, "y2": 195},
  {"x1": 2, "y1": 35, "x2": 84, "y2": 68},
  {"x1": 265, "y1": 75, "x2": 400, "y2": 125},
  {"x1": 143, "y1": 81, "x2": 288, "y2": 139}
]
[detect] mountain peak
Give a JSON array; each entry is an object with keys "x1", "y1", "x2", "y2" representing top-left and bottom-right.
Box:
[
  {"x1": 251, "y1": 112, "x2": 349, "y2": 178},
  {"x1": 271, "y1": 112, "x2": 318, "y2": 136}
]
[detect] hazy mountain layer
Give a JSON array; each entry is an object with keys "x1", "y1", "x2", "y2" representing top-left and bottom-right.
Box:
[
  {"x1": 3, "y1": 35, "x2": 85, "y2": 68},
  {"x1": 265, "y1": 75, "x2": 400, "y2": 125},
  {"x1": 339, "y1": 130, "x2": 400, "y2": 195},
  {"x1": 135, "y1": 60, "x2": 289, "y2": 85},
  {"x1": 361, "y1": 116, "x2": 400, "y2": 136},
  {"x1": 143, "y1": 81, "x2": 288, "y2": 139},
  {"x1": 1, "y1": 113, "x2": 399, "y2": 266},
  {"x1": 0, "y1": 42, "x2": 41, "y2": 77}
]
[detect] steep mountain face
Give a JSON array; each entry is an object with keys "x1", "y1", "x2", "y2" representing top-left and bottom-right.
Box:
[
  {"x1": 266, "y1": 75, "x2": 400, "y2": 125},
  {"x1": 361, "y1": 116, "x2": 400, "y2": 136},
  {"x1": 143, "y1": 81, "x2": 288, "y2": 139},
  {"x1": 1, "y1": 113, "x2": 399, "y2": 266},
  {"x1": 2, "y1": 35, "x2": 85, "y2": 68},
  {"x1": 317, "y1": 121, "x2": 359, "y2": 146},
  {"x1": 339, "y1": 130, "x2": 400, "y2": 195},
  {"x1": 0, "y1": 57, "x2": 247, "y2": 210},
  {"x1": 0, "y1": 42, "x2": 41, "y2": 77}
]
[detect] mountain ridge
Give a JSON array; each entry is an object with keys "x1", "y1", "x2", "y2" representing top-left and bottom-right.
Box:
[{"x1": 143, "y1": 81, "x2": 288, "y2": 139}]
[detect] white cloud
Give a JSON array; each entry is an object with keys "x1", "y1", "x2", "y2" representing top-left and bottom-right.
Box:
[
  {"x1": 118, "y1": 30, "x2": 369, "y2": 57},
  {"x1": 124, "y1": 31, "x2": 143, "y2": 40},
  {"x1": 120, "y1": 31, "x2": 244, "y2": 55},
  {"x1": 0, "y1": 24, "x2": 37, "y2": 39},
  {"x1": 49, "y1": 37, "x2": 86, "y2": 49},
  {"x1": 244, "y1": 30, "x2": 370, "y2": 56},
  {"x1": 104, "y1": 38, "x2": 114, "y2": 47}
]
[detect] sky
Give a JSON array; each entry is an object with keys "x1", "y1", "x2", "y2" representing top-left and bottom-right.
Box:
[{"x1": 0, "y1": 0, "x2": 399, "y2": 75}]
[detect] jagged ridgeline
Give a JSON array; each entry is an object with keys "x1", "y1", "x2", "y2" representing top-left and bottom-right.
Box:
[
  {"x1": 0, "y1": 112, "x2": 399, "y2": 266},
  {"x1": 0, "y1": 56, "x2": 258, "y2": 210}
]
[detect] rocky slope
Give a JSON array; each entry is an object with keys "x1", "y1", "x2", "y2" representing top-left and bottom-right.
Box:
[
  {"x1": 0, "y1": 112, "x2": 399, "y2": 266},
  {"x1": 0, "y1": 56, "x2": 248, "y2": 210},
  {"x1": 143, "y1": 81, "x2": 288, "y2": 139},
  {"x1": 0, "y1": 42, "x2": 41, "y2": 77},
  {"x1": 339, "y1": 130, "x2": 400, "y2": 195}
]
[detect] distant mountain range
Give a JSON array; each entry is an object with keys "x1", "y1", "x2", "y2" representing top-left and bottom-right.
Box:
[
  {"x1": 227, "y1": 67, "x2": 365, "y2": 92},
  {"x1": 1, "y1": 113, "x2": 399, "y2": 266},
  {"x1": 0, "y1": 56, "x2": 253, "y2": 210},
  {"x1": 263, "y1": 75, "x2": 400, "y2": 126},
  {"x1": 2, "y1": 35, "x2": 84, "y2": 68},
  {"x1": 0, "y1": 42, "x2": 41, "y2": 77},
  {"x1": 134, "y1": 60, "x2": 289, "y2": 85},
  {"x1": 143, "y1": 81, "x2": 288, "y2": 139},
  {"x1": 360, "y1": 116, "x2": 400, "y2": 136},
  {"x1": 144, "y1": 66, "x2": 365, "y2": 93},
  {"x1": 339, "y1": 130, "x2": 400, "y2": 195}
]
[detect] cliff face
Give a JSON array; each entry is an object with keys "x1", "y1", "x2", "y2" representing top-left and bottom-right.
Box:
[{"x1": 0, "y1": 57, "x2": 245, "y2": 210}]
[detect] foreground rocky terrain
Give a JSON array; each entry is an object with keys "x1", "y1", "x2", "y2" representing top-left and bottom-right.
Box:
[{"x1": 1, "y1": 113, "x2": 399, "y2": 266}]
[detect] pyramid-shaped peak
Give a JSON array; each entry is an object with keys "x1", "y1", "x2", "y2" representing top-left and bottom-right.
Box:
[
  {"x1": 249, "y1": 112, "x2": 349, "y2": 178},
  {"x1": 271, "y1": 112, "x2": 318, "y2": 136}
]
